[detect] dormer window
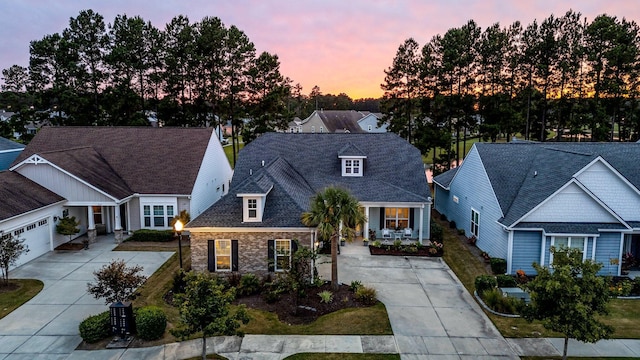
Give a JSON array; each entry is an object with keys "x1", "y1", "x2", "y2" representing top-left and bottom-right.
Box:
[
  {"x1": 345, "y1": 159, "x2": 361, "y2": 175},
  {"x1": 248, "y1": 198, "x2": 257, "y2": 218}
]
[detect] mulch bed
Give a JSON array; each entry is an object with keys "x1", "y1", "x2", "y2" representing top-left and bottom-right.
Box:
[
  {"x1": 235, "y1": 282, "x2": 367, "y2": 325},
  {"x1": 54, "y1": 242, "x2": 86, "y2": 251},
  {"x1": 368, "y1": 245, "x2": 441, "y2": 257}
]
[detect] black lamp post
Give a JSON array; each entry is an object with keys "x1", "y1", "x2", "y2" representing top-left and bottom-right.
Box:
[{"x1": 174, "y1": 220, "x2": 184, "y2": 269}]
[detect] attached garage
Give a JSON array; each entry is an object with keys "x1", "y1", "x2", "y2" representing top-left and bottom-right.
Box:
[{"x1": 0, "y1": 171, "x2": 65, "y2": 270}]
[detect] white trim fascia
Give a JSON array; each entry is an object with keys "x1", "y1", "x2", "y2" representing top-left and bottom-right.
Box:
[
  {"x1": 0, "y1": 199, "x2": 66, "y2": 226},
  {"x1": 510, "y1": 178, "x2": 630, "y2": 229},
  {"x1": 11, "y1": 155, "x2": 120, "y2": 202},
  {"x1": 573, "y1": 156, "x2": 640, "y2": 196},
  {"x1": 187, "y1": 227, "x2": 314, "y2": 233},
  {"x1": 0, "y1": 148, "x2": 23, "y2": 154},
  {"x1": 359, "y1": 201, "x2": 429, "y2": 208},
  {"x1": 540, "y1": 234, "x2": 546, "y2": 266},
  {"x1": 139, "y1": 193, "x2": 190, "y2": 198},
  {"x1": 592, "y1": 236, "x2": 597, "y2": 261},
  {"x1": 544, "y1": 232, "x2": 600, "y2": 237},
  {"x1": 237, "y1": 185, "x2": 273, "y2": 198},
  {"x1": 338, "y1": 155, "x2": 367, "y2": 159},
  {"x1": 432, "y1": 178, "x2": 449, "y2": 190},
  {"x1": 65, "y1": 201, "x2": 119, "y2": 206}
]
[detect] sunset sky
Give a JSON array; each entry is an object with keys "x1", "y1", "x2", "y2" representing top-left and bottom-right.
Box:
[{"x1": 1, "y1": 0, "x2": 639, "y2": 99}]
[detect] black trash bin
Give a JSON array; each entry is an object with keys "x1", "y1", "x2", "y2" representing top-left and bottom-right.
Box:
[{"x1": 110, "y1": 301, "x2": 134, "y2": 338}]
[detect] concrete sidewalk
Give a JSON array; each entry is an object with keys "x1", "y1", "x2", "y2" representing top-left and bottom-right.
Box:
[{"x1": 507, "y1": 337, "x2": 640, "y2": 358}]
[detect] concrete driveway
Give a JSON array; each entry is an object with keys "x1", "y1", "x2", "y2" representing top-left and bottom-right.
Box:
[
  {"x1": 322, "y1": 243, "x2": 519, "y2": 359},
  {"x1": 0, "y1": 237, "x2": 174, "y2": 360}
]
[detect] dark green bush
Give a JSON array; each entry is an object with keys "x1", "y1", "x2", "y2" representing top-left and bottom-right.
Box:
[
  {"x1": 238, "y1": 274, "x2": 262, "y2": 296},
  {"x1": 172, "y1": 269, "x2": 187, "y2": 294},
  {"x1": 449, "y1": 220, "x2": 457, "y2": 229},
  {"x1": 475, "y1": 275, "x2": 497, "y2": 295},
  {"x1": 430, "y1": 222, "x2": 444, "y2": 242},
  {"x1": 349, "y1": 280, "x2": 363, "y2": 292},
  {"x1": 126, "y1": 229, "x2": 173, "y2": 242},
  {"x1": 79, "y1": 311, "x2": 111, "y2": 343},
  {"x1": 496, "y1": 274, "x2": 517, "y2": 288},
  {"x1": 355, "y1": 286, "x2": 377, "y2": 305},
  {"x1": 490, "y1": 258, "x2": 507, "y2": 274},
  {"x1": 135, "y1": 306, "x2": 167, "y2": 340}
]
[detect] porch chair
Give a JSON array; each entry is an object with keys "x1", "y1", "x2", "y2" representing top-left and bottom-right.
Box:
[
  {"x1": 381, "y1": 228, "x2": 392, "y2": 239},
  {"x1": 404, "y1": 228, "x2": 413, "y2": 238}
]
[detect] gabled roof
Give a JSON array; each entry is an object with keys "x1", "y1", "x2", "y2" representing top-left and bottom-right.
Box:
[
  {"x1": 0, "y1": 137, "x2": 25, "y2": 151},
  {"x1": 338, "y1": 143, "x2": 367, "y2": 157},
  {"x1": 463, "y1": 142, "x2": 640, "y2": 226},
  {"x1": 313, "y1": 110, "x2": 366, "y2": 133},
  {"x1": 13, "y1": 127, "x2": 215, "y2": 198},
  {"x1": 189, "y1": 133, "x2": 430, "y2": 228},
  {"x1": 0, "y1": 171, "x2": 65, "y2": 221}
]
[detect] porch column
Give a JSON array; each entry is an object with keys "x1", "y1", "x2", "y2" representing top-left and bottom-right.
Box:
[
  {"x1": 87, "y1": 206, "x2": 97, "y2": 244},
  {"x1": 339, "y1": 220, "x2": 343, "y2": 244},
  {"x1": 114, "y1": 204, "x2": 123, "y2": 244},
  {"x1": 418, "y1": 205, "x2": 424, "y2": 245},
  {"x1": 364, "y1": 205, "x2": 370, "y2": 241}
]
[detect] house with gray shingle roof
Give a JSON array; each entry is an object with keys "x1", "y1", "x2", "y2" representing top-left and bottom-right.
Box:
[
  {"x1": 0, "y1": 137, "x2": 25, "y2": 170},
  {"x1": 187, "y1": 132, "x2": 432, "y2": 274},
  {"x1": 433, "y1": 142, "x2": 640, "y2": 277},
  {"x1": 9, "y1": 126, "x2": 232, "y2": 250}
]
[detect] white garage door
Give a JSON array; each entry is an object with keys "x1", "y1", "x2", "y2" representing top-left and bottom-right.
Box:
[{"x1": 11, "y1": 218, "x2": 51, "y2": 268}]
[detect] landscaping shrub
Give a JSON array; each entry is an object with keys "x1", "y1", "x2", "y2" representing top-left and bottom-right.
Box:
[
  {"x1": 490, "y1": 258, "x2": 507, "y2": 274},
  {"x1": 135, "y1": 306, "x2": 167, "y2": 340},
  {"x1": 457, "y1": 228, "x2": 466, "y2": 235},
  {"x1": 634, "y1": 278, "x2": 640, "y2": 295},
  {"x1": 172, "y1": 269, "x2": 187, "y2": 294},
  {"x1": 79, "y1": 311, "x2": 111, "y2": 343},
  {"x1": 318, "y1": 290, "x2": 334, "y2": 304},
  {"x1": 439, "y1": 213, "x2": 447, "y2": 221},
  {"x1": 481, "y1": 288, "x2": 522, "y2": 315},
  {"x1": 430, "y1": 222, "x2": 444, "y2": 242},
  {"x1": 607, "y1": 278, "x2": 634, "y2": 297},
  {"x1": 238, "y1": 274, "x2": 262, "y2": 296},
  {"x1": 496, "y1": 274, "x2": 517, "y2": 288},
  {"x1": 475, "y1": 275, "x2": 497, "y2": 295},
  {"x1": 226, "y1": 273, "x2": 242, "y2": 289},
  {"x1": 449, "y1": 220, "x2": 456, "y2": 229},
  {"x1": 349, "y1": 280, "x2": 363, "y2": 292},
  {"x1": 126, "y1": 229, "x2": 173, "y2": 242},
  {"x1": 355, "y1": 286, "x2": 377, "y2": 305}
]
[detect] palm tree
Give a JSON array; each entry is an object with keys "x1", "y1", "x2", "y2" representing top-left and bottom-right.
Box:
[{"x1": 301, "y1": 187, "x2": 366, "y2": 290}]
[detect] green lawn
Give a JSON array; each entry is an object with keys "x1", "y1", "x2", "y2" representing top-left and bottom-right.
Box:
[
  {"x1": 0, "y1": 279, "x2": 43, "y2": 319},
  {"x1": 437, "y1": 216, "x2": 640, "y2": 339},
  {"x1": 223, "y1": 142, "x2": 244, "y2": 168}
]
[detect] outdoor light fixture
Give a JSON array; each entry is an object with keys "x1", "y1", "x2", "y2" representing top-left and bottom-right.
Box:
[{"x1": 174, "y1": 220, "x2": 184, "y2": 269}]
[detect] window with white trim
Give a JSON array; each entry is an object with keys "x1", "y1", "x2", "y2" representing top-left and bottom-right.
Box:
[
  {"x1": 343, "y1": 159, "x2": 362, "y2": 176},
  {"x1": 248, "y1": 199, "x2": 257, "y2": 218},
  {"x1": 551, "y1": 236, "x2": 586, "y2": 262},
  {"x1": 367, "y1": 124, "x2": 372, "y2": 131},
  {"x1": 143, "y1": 204, "x2": 175, "y2": 228},
  {"x1": 320, "y1": 126, "x2": 324, "y2": 133},
  {"x1": 385, "y1": 208, "x2": 409, "y2": 229},
  {"x1": 92, "y1": 206, "x2": 102, "y2": 224},
  {"x1": 215, "y1": 239, "x2": 232, "y2": 271},
  {"x1": 471, "y1": 209, "x2": 479, "y2": 237},
  {"x1": 275, "y1": 239, "x2": 291, "y2": 271},
  {"x1": 311, "y1": 126, "x2": 315, "y2": 133}
]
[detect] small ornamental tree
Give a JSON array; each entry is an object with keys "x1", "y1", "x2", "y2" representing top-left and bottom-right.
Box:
[
  {"x1": 56, "y1": 216, "x2": 80, "y2": 242},
  {"x1": 170, "y1": 210, "x2": 190, "y2": 228},
  {"x1": 0, "y1": 233, "x2": 29, "y2": 286},
  {"x1": 87, "y1": 259, "x2": 146, "y2": 305},
  {"x1": 172, "y1": 272, "x2": 249, "y2": 360},
  {"x1": 281, "y1": 240, "x2": 316, "y2": 314},
  {"x1": 522, "y1": 247, "x2": 614, "y2": 360}
]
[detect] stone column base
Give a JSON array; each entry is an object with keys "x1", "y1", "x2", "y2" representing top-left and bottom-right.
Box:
[
  {"x1": 88, "y1": 229, "x2": 97, "y2": 244},
  {"x1": 114, "y1": 229, "x2": 124, "y2": 244}
]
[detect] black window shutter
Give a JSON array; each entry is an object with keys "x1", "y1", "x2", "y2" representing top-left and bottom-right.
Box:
[
  {"x1": 232, "y1": 240, "x2": 239, "y2": 271},
  {"x1": 207, "y1": 240, "x2": 215, "y2": 272},
  {"x1": 379, "y1": 207, "x2": 385, "y2": 228},
  {"x1": 291, "y1": 240, "x2": 298, "y2": 254},
  {"x1": 267, "y1": 239, "x2": 275, "y2": 272},
  {"x1": 409, "y1": 208, "x2": 415, "y2": 229}
]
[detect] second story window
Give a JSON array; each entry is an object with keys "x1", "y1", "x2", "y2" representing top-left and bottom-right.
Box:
[{"x1": 344, "y1": 159, "x2": 361, "y2": 176}]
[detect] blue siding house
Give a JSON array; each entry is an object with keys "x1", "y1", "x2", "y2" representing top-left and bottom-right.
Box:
[
  {"x1": 433, "y1": 142, "x2": 640, "y2": 277},
  {"x1": 0, "y1": 137, "x2": 24, "y2": 170}
]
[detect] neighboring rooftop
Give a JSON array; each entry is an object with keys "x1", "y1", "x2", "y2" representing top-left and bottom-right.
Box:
[
  {"x1": 0, "y1": 171, "x2": 65, "y2": 221},
  {"x1": 435, "y1": 142, "x2": 640, "y2": 226},
  {"x1": 0, "y1": 137, "x2": 25, "y2": 151},
  {"x1": 13, "y1": 127, "x2": 216, "y2": 198}
]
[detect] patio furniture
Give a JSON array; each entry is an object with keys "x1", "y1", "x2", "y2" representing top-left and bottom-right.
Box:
[
  {"x1": 381, "y1": 228, "x2": 391, "y2": 239},
  {"x1": 394, "y1": 230, "x2": 403, "y2": 240},
  {"x1": 404, "y1": 228, "x2": 412, "y2": 238}
]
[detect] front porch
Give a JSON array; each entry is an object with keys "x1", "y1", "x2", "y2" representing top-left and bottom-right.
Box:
[{"x1": 359, "y1": 204, "x2": 431, "y2": 245}]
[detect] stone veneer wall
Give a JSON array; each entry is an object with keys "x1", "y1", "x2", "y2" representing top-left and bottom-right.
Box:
[{"x1": 190, "y1": 230, "x2": 312, "y2": 275}]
